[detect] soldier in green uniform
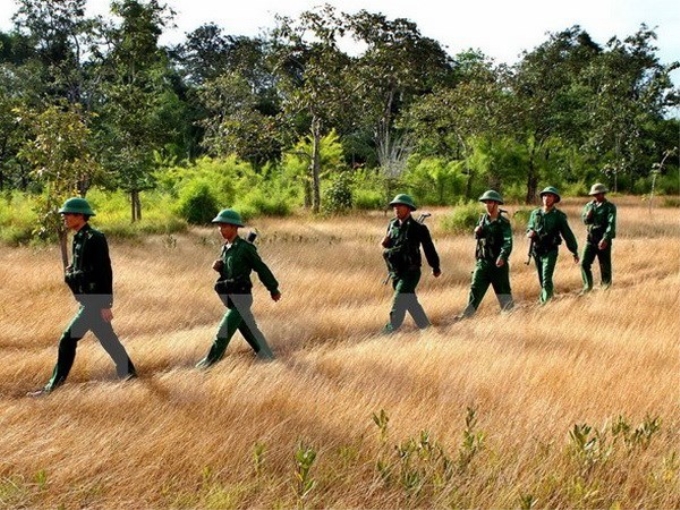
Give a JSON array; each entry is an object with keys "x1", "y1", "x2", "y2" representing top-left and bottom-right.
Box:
[
  {"x1": 196, "y1": 209, "x2": 280, "y2": 368},
  {"x1": 28, "y1": 197, "x2": 137, "y2": 396},
  {"x1": 454, "y1": 190, "x2": 513, "y2": 320},
  {"x1": 526, "y1": 187, "x2": 579, "y2": 304},
  {"x1": 580, "y1": 183, "x2": 617, "y2": 293},
  {"x1": 381, "y1": 194, "x2": 441, "y2": 334}
]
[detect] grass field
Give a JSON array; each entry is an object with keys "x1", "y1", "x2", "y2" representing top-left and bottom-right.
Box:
[{"x1": 0, "y1": 196, "x2": 678, "y2": 509}]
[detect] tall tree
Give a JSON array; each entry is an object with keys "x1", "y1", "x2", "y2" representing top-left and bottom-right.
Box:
[
  {"x1": 583, "y1": 25, "x2": 679, "y2": 191},
  {"x1": 345, "y1": 10, "x2": 454, "y2": 187},
  {"x1": 270, "y1": 4, "x2": 354, "y2": 212},
  {"x1": 93, "y1": 0, "x2": 181, "y2": 221},
  {"x1": 510, "y1": 26, "x2": 602, "y2": 202},
  {"x1": 17, "y1": 103, "x2": 99, "y2": 264}
]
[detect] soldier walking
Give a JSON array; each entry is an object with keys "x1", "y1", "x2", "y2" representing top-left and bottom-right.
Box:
[
  {"x1": 526, "y1": 187, "x2": 579, "y2": 304},
  {"x1": 455, "y1": 190, "x2": 513, "y2": 320},
  {"x1": 580, "y1": 183, "x2": 617, "y2": 293},
  {"x1": 28, "y1": 197, "x2": 137, "y2": 396},
  {"x1": 196, "y1": 209, "x2": 280, "y2": 368},
  {"x1": 381, "y1": 194, "x2": 441, "y2": 334}
]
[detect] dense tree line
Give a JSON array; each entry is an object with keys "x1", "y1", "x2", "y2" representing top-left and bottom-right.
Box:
[{"x1": 0, "y1": 0, "x2": 678, "y2": 221}]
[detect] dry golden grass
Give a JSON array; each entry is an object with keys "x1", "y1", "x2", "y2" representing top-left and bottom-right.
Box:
[{"x1": 0, "y1": 196, "x2": 678, "y2": 509}]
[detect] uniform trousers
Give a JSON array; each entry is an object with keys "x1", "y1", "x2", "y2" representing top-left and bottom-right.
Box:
[
  {"x1": 46, "y1": 301, "x2": 136, "y2": 391},
  {"x1": 197, "y1": 293, "x2": 274, "y2": 367}
]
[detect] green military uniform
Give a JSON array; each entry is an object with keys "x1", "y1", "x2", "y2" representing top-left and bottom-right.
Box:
[
  {"x1": 43, "y1": 201, "x2": 136, "y2": 393},
  {"x1": 382, "y1": 195, "x2": 440, "y2": 333},
  {"x1": 197, "y1": 233, "x2": 279, "y2": 367},
  {"x1": 459, "y1": 197, "x2": 514, "y2": 318},
  {"x1": 527, "y1": 188, "x2": 579, "y2": 303},
  {"x1": 580, "y1": 186, "x2": 616, "y2": 291}
]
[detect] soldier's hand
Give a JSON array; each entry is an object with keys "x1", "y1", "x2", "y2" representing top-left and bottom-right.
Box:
[
  {"x1": 526, "y1": 230, "x2": 536, "y2": 239},
  {"x1": 212, "y1": 259, "x2": 224, "y2": 272},
  {"x1": 598, "y1": 240, "x2": 608, "y2": 250},
  {"x1": 271, "y1": 291, "x2": 282, "y2": 302},
  {"x1": 380, "y1": 235, "x2": 391, "y2": 248},
  {"x1": 101, "y1": 308, "x2": 114, "y2": 322},
  {"x1": 432, "y1": 269, "x2": 442, "y2": 278},
  {"x1": 496, "y1": 258, "x2": 505, "y2": 268},
  {"x1": 573, "y1": 254, "x2": 580, "y2": 264}
]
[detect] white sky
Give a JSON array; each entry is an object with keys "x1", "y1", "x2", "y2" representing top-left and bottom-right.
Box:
[{"x1": 1, "y1": 0, "x2": 678, "y2": 87}]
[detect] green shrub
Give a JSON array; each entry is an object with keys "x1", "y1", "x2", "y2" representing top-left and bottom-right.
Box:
[
  {"x1": 323, "y1": 173, "x2": 353, "y2": 214},
  {"x1": 354, "y1": 189, "x2": 384, "y2": 210},
  {"x1": 440, "y1": 201, "x2": 480, "y2": 234},
  {"x1": 234, "y1": 188, "x2": 293, "y2": 220},
  {"x1": 176, "y1": 180, "x2": 220, "y2": 225}
]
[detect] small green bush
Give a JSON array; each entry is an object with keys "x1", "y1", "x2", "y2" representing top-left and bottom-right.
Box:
[
  {"x1": 440, "y1": 201, "x2": 481, "y2": 234},
  {"x1": 323, "y1": 173, "x2": 353, "y2": 214},
  {"x1": 234, "y1": 188, "x2": 293, "y2": 220},
  {"x1": 176, "y1": 180, "x2": 220, "y2": 225},
  {"x1": 354, "y1": 189, "x2": 384, "y2": 210}
]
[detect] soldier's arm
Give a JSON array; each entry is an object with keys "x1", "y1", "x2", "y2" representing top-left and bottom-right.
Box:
[
  {"x1": 499, "y1": 219, "x2": 513, "y2": 261},
  {"x1": 87, "y1": 232, "x2": 114, "y2": 308},
  {"x1": 246, "y1": 244, "x2": 280, "y2": 295},
  {"x1": 604, "y1": 203, "x2": 617, "y2": 241},
  {"x1": 560, "y1": 214, "x2": 579, "y2": 256},
  {"x1": 419, "y1": 224, "x2": 441, "y2": 274},
  {"x1": 526, "y1": 210, "x2": 537, "y2": 237}
]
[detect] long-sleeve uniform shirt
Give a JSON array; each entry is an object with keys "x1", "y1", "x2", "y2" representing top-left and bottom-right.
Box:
[
  {"x1": 66, "y1": 224, "x2": 114, "y2": 308},
  {"x1": 582, "y1": 200, "x2": 617, "y2": 244},
  {"x1": 527, "y1": 208, "x2": 579, "y2": 256},
  {"x1": 218, "y1": 236, "x2": 279, "y2": 296},
  {"x1": 383, "y1": 215, "x2": 440, "y2": 275}
]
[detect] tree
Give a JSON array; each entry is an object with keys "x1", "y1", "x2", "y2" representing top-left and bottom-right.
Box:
[
  {"x1": 583, "y1": 25, "x2": 679, "y2": 191},
  {"x1": 345, "y1": 10, "x2": 455, "y2": 189},
  {"x1": 270, "y1": 4, "x2": 355, "y2": 212},
  {"x1": 403, "y1": 51, "x2": 514, "y2": 198},
  {"x1": 17, "y1": 103, "x2": 99, "y2": 264},
  {"x1": 93, "y1": 0, "x2": 181, "y2": 221}
]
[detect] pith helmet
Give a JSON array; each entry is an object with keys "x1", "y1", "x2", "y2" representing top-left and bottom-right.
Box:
[
  {"x1": 389, "y1": 193, "x2": 417, "y2": 211},
  {"x1": 539, "y1": 186, "x2": 561, "y2": 203},
  {"x1": 478, "y1": 189, "x2": 504, "y2": 204},
  {"x1": 211, "y1": 208, "x2": 244, "y2": 227},
  {"x1": 588, "y1": 183, "x2": 608, "y2": 195},
  {"x1": 58, "y1": 197, "x2": 96, "y2": 216}
]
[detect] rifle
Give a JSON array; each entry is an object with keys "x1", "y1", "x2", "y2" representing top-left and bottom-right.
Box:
[
  {"x1": 525, "y1": 236, "x2": 535, "y2": 265},
  {"x1": 382, "y1": 212, "x2": 431, "y2": 284}
]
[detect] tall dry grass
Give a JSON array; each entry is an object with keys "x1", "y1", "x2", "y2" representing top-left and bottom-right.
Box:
[{"x1": 0, "y1": 196, "x2": 678, "y2": 509}]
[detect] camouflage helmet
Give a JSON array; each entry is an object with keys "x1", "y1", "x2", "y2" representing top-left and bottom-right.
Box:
[
  {"x1": 478, "y1": 189, "x2": 504, "y2": 204},
  {"x1": 58, "y1": 197, "x2": 96, "y2": 216},
  {"x1": 389, "y1": 193, "x2": 417, "y2": 211},
  {"x1": 588, "y1": 183, "x2": 608, "y2": 196},
  {"x1": 211, "y1": 208, "x2": 244, "y2": 227},
  {"x1": 539, "y1": 186, "x2": 561, "y2": 203}
]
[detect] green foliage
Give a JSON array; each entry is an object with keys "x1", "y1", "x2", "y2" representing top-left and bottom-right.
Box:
[
  {"x1": 176, "y1": 180, "x2": 219, "y2": 225},
  {"x1": 440, "y1": 200, "x2": 481, "y2": 234},
  {"x1": 0, "y1": 191, "x2": 38, "y2": 245},
  {"x1": 322, "y1": 172, "x2": 353, "y2": 214},
  {"x1": 234, "y1": 188, "x2": 293, "y2": 220},
  {"x1": 402, "y1": 156, "x2": 466, "y2": 206},
  {"x1": 293, "y1": 442, "x2": 317, "y2": 507}
]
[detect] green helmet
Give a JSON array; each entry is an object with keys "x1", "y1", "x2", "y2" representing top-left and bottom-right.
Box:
[
  {"x1": 58, "y1": 197, "x2": 96, "y2": 216},
  {"x1": 588, "y1": 183, "x2": 608, "y2": 196},
  {"x1": 211, "y1": 208, "x2": 244, "y2": 227},
  {"x1": 388, "y1": 193, "x2": 417, "y2": 211},
  {"x1": 539, "y1": 186, "x2": 561, "y2": 203},
  {"x1": 478, "y1": 189, "x2": 504, "y2": 204}
]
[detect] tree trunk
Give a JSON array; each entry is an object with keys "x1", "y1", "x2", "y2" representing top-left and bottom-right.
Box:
[
  {"x1": 311, "y1": 118, "x2": 322, "y2": 214},
  {"x1": 130, "y1": 189, "x2": 142, "y2": 222},
  {"x1": 58, "y1": 228, "x2": 69, "y2": 271},
  {"x1": 525, "y1": 160, "x2": 538, "y2": 205}
]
